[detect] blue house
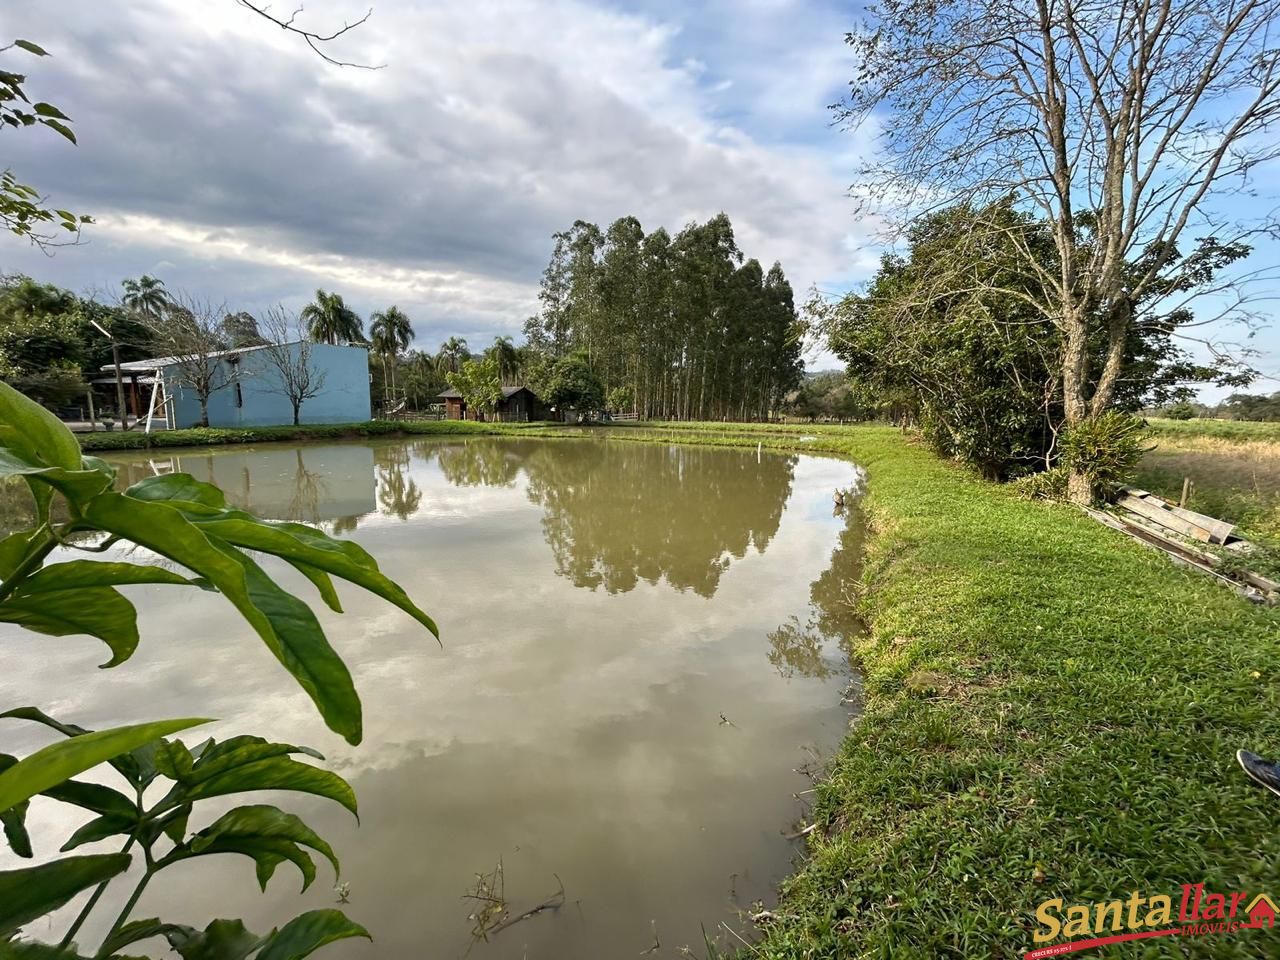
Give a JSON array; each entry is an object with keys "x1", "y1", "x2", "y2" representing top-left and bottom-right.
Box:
[{"x1": 114, "y1": 342, "x2": 371, "y2": 429}]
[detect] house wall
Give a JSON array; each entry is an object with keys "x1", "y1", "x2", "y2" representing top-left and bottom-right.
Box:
[{"x1": 165, "y1": 343, "x2": 371, "y2": 428}]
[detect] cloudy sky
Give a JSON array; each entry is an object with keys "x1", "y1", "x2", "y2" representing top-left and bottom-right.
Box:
[
  {"x1": 3, "y1": 0, "x2": 1277, "y2": 388},
  {"x1": 2, "y1": 0, "x2": 875, "y2": 368}
]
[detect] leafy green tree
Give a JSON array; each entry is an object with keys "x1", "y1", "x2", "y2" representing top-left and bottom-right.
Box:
[
  {"x1": 817, "y1": 202, "x2": 1250, "y2": 480},
  {"x1": 400, "y1": 350, "x2": 445, "y2": 409},
  {"x1": 221, "y1": 311, "x2": 266, "y2": 347},
  {"x1": 524, "y1": 213, "x2": 800, "y2": 420},
  {"x1": 446, "y1": 356, "x2": 502, "y2": 419},
  {"x1": 545, "y1": 352, "x2": 604, "y2": 421},
  {"x1": 0, "y1": 40, "x2": 91, "y2": 246},
  {"x1": 837, "y1": 0, "x2": 1280, "y2": 501},
  {"x1": 301, "y1": 289, "x2": 363, "y2": 346},
  {"x1": 0, "y1": 383, "x2": 436, "y2": 957},
  {"x1": 1216, "y1": 392, "x2": 1280, "y2": 422}
]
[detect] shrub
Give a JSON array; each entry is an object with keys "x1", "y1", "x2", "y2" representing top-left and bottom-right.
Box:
[
  {"x1": 1059, "y1": 411, "x2": 1151, "y2": 500},
  {"x1": 1011, "y1": 465, "x2": 1070, "y2": 501}
]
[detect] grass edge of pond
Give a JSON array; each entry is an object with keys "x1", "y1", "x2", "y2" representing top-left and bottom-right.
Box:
[{"x1": 79, "y1": 420, "x2": 1280, "y2": 959}]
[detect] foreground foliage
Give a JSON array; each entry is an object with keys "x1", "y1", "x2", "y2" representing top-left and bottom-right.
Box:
[{"x1": 0, "y1": 384, "x2": 436, "y2": 957}]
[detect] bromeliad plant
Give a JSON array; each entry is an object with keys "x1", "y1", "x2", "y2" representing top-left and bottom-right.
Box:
[{"x1": 0, "y1": 383, "x2": 439, "y2": 958}]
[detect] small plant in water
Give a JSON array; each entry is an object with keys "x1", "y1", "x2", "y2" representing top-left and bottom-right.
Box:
[{"x1": 0, "y1": 383, "x2": 437, "y2": 958}]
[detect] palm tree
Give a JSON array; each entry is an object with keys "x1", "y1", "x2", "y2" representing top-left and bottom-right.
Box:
[
  {"x1": 434, "y1": 336, "x2": 470, "y2": 376},
  {"x1": 121, "y1": 276, "x2": 169, "y2": 321},
  {"x1": 487, "y1": 335, "x2": 520, "y2": 386},
  {"x1": 301, "y1": 289, "x2": 363, "y2": 345},
  {"x1": 369, "y1": 305, "x2": 414, "y2": 403}
]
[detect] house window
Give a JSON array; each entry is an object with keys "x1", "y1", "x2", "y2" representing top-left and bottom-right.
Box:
[{"x1": 235, "y1": 382, "x2": 244, "y2": 408}]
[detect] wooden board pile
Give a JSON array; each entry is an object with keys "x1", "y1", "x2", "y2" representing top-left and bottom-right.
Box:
[{"x1": 1085, "y1": 486, "x2": 1278, "y2": 604}]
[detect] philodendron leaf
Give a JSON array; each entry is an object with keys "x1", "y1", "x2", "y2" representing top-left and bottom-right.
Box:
[
  {"x1": 99, "y1": 918, "x2": 180, "y2": 957},
  {"x1": 58, "y1": 813, "x2": 137, "y2": 852},
  {"x1": 0, "y1": 717, "x2": 210, "y2": 814},
  {"x1": 0, "y1": 382, "x2": 80, "y2": 471},
  {"x1": 0, "y1": 854, "x2": 131, "y2": 936},
  {"x1": 0, "y1": 529, "x2": 45, "y2": 581},
  {"x1": 0, "y1": 560, "x2": 201, "y2": 667},
  {"x1": 151, "y1": 737, "x2": 355, "y2": 819},
  {"x1": 0, "y1": 449, "x2": 113, "y2": 505},
  {"x1": 121, "y1": 481, "x2": 436, "y2": 639},
  {"x1": 0, "y1": 708, "x2": 142, "y2": 785},
  {"x1": 167, "y1": 804, "x2": 338, "y2": 893},
  {"x1": 0, "y1": 758, "x2": 31, "y2": 859},
  {"x1": 164, "y1": 918, "x2": 262, "y2": 960},
  {"x1": 167, "y1": 757, "x2": 357, "y2": 820},
  {"x1": 254, "y1": 910, "x2": 371, "y2": 960},
  {"x1": 124, "y1": 474, "x2": 226, "y2": 510},
  {"x1": 82, "y1": 494, "x2": 363, "y2": 745}
]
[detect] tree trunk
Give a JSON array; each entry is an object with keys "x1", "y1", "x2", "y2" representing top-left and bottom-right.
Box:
[
  {"x1": 198, "y1": 396, "x2": 210, "y2": 428},
  {"x1": 293, "y1": 401, "x2": 301, "y2": 426},
  {"x1": 1060, "y1": 303, "x2": 1092, "y2": 505}
]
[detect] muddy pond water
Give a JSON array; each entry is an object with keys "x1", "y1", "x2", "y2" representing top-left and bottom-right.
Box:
[{"x1": 0, "y1": 437, "x2": 864, "y2": 958}]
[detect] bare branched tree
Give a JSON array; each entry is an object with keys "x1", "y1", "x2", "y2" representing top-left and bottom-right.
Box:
[
  {"x1": 234, "y1": 1, "x2": 384, "y2": 68},
  {"x1": 839, "y1": 0, "x2": 1280, "y2": 501},
  {"x1": 147, "y1": 293, "x2": 236, "y2": 428},
  {"x1": 260, "y1": 305, "x2": 327, "y2": 426}
]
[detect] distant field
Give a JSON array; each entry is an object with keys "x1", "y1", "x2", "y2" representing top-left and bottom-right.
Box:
[
  {"x1": 1145, "y1": 416, "x2": 1280, "y2": 442},
  {"x1": 1138, "y1": 419, "x2": 1280, "y2": 538}
]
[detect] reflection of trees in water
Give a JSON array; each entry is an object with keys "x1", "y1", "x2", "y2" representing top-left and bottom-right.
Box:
[
  {"x1": 330, "y1": 514, "x2": 362, "y2": 535},
  {"x1": 431, "y1": 440, "x2": 525, "y2": 488},
  {"x1": 521, "y1": 441, "x2": 795, "y2": 597},
  {"x1": 767, "y1": 507, "x2": 866, "y2": 679},
  {"x1": 375, "y1": 444, "x2": 422, "y2": 520}
]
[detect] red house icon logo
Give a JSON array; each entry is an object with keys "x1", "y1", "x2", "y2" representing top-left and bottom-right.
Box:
[{"x1": 1246, "y1": 894, "x2": 1277, "y2": 929}]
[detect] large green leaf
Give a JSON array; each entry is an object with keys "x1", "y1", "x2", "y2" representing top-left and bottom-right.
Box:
[
  {"x1": 194, "y1": 514, "x2": 438, "y2": 640},
  {"x1": 99, "y1": 918, "x2": 177, "y2": 957},
  {"x1": 0, "y1": 561, "x2": 201, "y2": 667},
  {"x1": 167, "y1": 805, "x2": 338, "y2": 893},
  {"x1": 163, "y1": 919, "x2": 262, "y2": 960},
  {"x1": 0, "y1": 708, "x2": 142, "y2": 785},
  {"x1": 208, "y1": 541, "x2": 361, "y2": 745},
  {"x1": 0, "y1": 588, "x2": 138, "y2": 667},
  {"x1": 124, "y1": 475, "x2": 226, "y2": 510},
  {"x1": 0, "y1": 530, "x2": 45, "y2": 582},
  {"x1": 254, "y1": 910, "x2": 371, "y2": 960},
  {"x1": 58, "y1": 813, "x2": 137, "y2": 852},
  {"x1": 0, "y1": 449, "x2": 113, "y2": 505},
  {"x1": 0, "y1": 758, "x2": 31, "y2": 859},
  {"x1": 0, "y1": 717, "x2": 209, "y2": 814},
  {"x1": 0, "y1": 382, "x2": 80, "y2": 472},
  {"x1": 0, "y1": 854, "x2": 131, "y2": 936},
  {"x1": 83, "y1": 494, "x2": 363, "y2": 744},
  {"x1": 284, "y1": 561, "x2": 342, "y2": 614},
  {"x1": 163, "y1": 756, "x2": 357, "y2": 819},
  {"x1": 126, "y1": 489, "x2": 436, "y2": 640}
]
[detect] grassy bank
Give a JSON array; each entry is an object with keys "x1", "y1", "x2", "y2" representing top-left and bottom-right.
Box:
[
  {"x1": 75, "y1": 420, "x2": 1280, "y2": 957},
  {"x1": 618, "y1": 424, "x2": 1280, "y2": 959}
]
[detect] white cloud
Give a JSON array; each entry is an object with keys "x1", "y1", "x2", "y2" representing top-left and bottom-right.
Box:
[{"x1": 2, "y1": 0, "x2": 876, "y2": 354}]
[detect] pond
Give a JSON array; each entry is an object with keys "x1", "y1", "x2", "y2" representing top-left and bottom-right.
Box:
[{"x1": 1, "y1": 436, "x2": 865, "y2": 958}]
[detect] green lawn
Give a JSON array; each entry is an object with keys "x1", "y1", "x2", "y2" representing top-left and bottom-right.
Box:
[{"x1": 75, "y1": 420, "x2": 1280, "y2": 958}]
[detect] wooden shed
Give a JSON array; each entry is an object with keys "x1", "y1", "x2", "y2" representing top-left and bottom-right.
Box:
[{"x1": 437, "y1": 385, "x2": 549, "y2": 422}]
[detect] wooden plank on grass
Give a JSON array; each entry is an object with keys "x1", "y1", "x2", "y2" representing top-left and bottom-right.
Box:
[
  {"x1": 1119, "y1": 486, "x2": 1236, "y2": 543},
  {"x1": 1117, "y1": 494, "x2": 1215, "y2": 541}
]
